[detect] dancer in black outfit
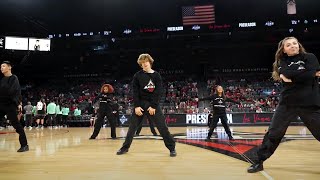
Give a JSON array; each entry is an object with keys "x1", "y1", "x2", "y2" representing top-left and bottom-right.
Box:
[
  {"x1": 0, "y1": 61, "x2": 29, "y2": 152},
  {"x1": 116, "y1": 53, "x2": 176, "y2": 157},
  {"x1": 248, "y1": 37, "x2": 320, "y2": 173},
  {"x1": 198, "y1": 85, "x2": 239, "y2": 140},
  {"x1": 89, "y1": 84, "x2": 118, "y2": 139}
]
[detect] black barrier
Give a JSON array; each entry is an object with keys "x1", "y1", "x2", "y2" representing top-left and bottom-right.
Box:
[
  {"x1": 185, "y1": 113, "x2": 301, "y2": 125},
  {"x1": 233, "y1": 113, "x2": 273, "y2": 124},
  {"x1": 118, "y1": 113, "x2": 301, "y2": 126},
  {"x1": 68, "y1": 113, "x2": 302, "y2": 127},
  {"x1": 118, "y1": 114, "x2": 187, "y2": 127}
]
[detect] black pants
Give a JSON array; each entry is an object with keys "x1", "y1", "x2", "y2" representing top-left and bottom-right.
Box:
[
  {"x1": 91, "y1": 105, "x2": 117, "y2": 138},
  {"x1": 115, "y1": 112, "x2": 120, "y2": 126},
  {"x1": 208, "y1": 114, "x2": 213, "y2": 127},
  {"x1": 257, "y1": 105, "x2": 320, "y2": 162},
  {"x1": 56, "y1": 114, "x2": 62, "y2": 126},
  {"x1": 120, "y1": 101, "x2": 175, "y2": 151},
  {"x1": 18, "y1": 113, "x2": 25, "y2": 127},
  {"x1": 0, "y1": 116, "x2": 5, "y2": 127},
  {"x1": 25, "y1": 114, "x2": 32, "y2": 127},
  {"x1": 62, "y1": 115, "x2": 68, "y2": 126},
  {"x1": 207, "y1": 113, "x2": 232, "y2": 138},
  {"x1": 135, "y1": 118, "x2": 157, "y2": 135},
  {"x1": 0, "y1": 104, "x2": 28, "y2": 146},
  {"x1": 47, "y1": 114, "x2": 56, "y2": 126}
]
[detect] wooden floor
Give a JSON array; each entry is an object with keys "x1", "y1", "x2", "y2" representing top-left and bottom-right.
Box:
[{"x1": 0, "y1": 126, "x2": 320, "y2": 180}]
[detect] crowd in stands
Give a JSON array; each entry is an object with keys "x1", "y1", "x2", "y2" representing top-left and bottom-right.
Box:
[
  {"x1": 18, "y1": 72, "x2": 280, "y2": 121},
  {"x1": 207, "y1": 78, "x2": 281, "y2": 113},
  {"x1": 1, "y1": 73, "x2": 283, "y2": 129},
  {"x1": 161, "y1": 75, "x2": 281, "y2": 114}
]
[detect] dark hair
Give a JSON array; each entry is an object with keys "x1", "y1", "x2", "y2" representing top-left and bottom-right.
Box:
[
  {"x1": 1, "y1": 61, "x2": 12, "y2": 67},
  {"x1": 215, "y1": 85, "x2": 226, "y2": 99}
]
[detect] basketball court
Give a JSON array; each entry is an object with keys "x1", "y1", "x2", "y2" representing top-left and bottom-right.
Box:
[{"x1": 1, "y1": 126, "x2": 319, "y2": 179}]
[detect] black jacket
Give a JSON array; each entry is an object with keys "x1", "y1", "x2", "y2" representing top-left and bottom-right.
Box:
[
  {"x1": 94, "y1": 93, "x2": 118, "y2": 111},
  {"x1": 199, "y1": 94, "x2": 239, "y2": 114},
  {"x1": 0, "y1": 75, "x2": 21, "y2": 106},
  {"x1": 132, "y1": 70, "x2": 163, "y2": 109},
  {"x1": 279, "y1": 53, "x2": 320, "y2": 107}
]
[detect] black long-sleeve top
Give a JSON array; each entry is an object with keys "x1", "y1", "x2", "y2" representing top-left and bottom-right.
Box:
[
  {"x1": 94, "y1": 93, "x2": 118, "y2": 111},
  {"x1": 0, "y1": 74, "x2": 21, "y2": 106},
  {"x1": 199, "y1": 94, "x2": 239, "y2": 114},
  {"x1": 279, "y1": 53, "x2": 320, "y2": 107},
  {"x1": 132, "y1": 70, "x2": 163, "y2": 109}
]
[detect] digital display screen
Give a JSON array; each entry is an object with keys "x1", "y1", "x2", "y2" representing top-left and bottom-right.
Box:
[
  {"x1": 28, "y1": 38, "x2": 51, "y2": 51},
  {"x1": 5, "y1": 36, "x2": 28, "y2": 50}
]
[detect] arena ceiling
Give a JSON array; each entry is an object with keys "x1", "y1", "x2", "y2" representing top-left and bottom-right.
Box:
[{"x1": 0, "y1": 0, "x2": 319, "y2": 35}]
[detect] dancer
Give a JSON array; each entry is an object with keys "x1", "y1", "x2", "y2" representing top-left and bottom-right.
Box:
[
  {"x1": 198, "y1": 85, "x2": 239, "y2": 140},
  {"x1": 116, "y1": 53, "x2": 176, "y2": 157},
  {"x1": 0, "y1": 61, "x2": 29, "y2": 152},
  {"x1": 248, "y1": 37, "x2": 320, "y2": 173},
  {"x1": 89, "y1": 84, "x2": 118, "y2": 139}
]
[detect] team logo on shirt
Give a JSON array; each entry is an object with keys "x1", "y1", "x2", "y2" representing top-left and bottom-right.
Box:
[
  {"x1": 297, "y1": 65, "x2": 305, "y2": 70},
  {"x1": 288, "y1": 60, "x2": 305, "y2": 67},
  {"x1": 144, "y1": 79, "x2": 155, "y2": 92},
  {"x1": 288, "y1": 60, "x2": 306, "y2": 70},
  {"x1": 279, "y1": 61, "x2": 307, "y2": 71}
]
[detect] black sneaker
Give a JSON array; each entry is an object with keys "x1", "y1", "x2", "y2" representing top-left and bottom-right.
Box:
[
  {"x1": 205, "y1": 137, "x2": 211, "y2": 141},
  {"x1": 228, "y1": 135, "x2": 234, "y2": 140},
  {"x1": 17, "y1": 145, "x2": 29, "y2": 152},
  {"x1": 89, "y1": 136, "x2": 96, "y2": 140},
  {"x1": 247, "y1": 162, "x2": 264, "y2": 173},
  {"x1": 170, "y1": 150, "x2": 177, "y2": 157},
  {"x1": 116, "y1": 148, "x2": 128, "y2": 155}
]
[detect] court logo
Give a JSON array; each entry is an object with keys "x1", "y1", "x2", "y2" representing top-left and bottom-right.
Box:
[
  {"x1": 173, "y1": 130, "x2": 312, "y2": 162},
  {"x1": 120, "y1": 115, "x2": 128, "y2": 125}
]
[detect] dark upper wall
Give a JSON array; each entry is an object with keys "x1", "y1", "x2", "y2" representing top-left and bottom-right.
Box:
[{"x1": 1, "y1": 0, "x2": 319, "y2": 34}]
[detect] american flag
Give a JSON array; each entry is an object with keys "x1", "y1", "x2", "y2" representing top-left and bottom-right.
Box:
[{"x1": 182, "y1": 5, "x2": 215, "y2": 26}]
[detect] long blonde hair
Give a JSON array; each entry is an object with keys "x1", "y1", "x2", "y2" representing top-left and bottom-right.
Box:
[{"x1": 272, "y1": 37, "x2": 306, "y2": 81}]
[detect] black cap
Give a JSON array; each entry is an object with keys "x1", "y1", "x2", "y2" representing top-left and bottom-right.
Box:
[{"x1": 1, "y1": 61, "x2": 12, "y2": 66}]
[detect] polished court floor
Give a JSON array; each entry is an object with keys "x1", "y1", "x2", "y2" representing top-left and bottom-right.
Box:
[{"x1": 0, "y1": 126, "x2": 320, "y2": 180}]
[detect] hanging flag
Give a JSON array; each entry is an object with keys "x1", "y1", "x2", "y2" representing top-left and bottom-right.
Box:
[
  {"x1": 287, "y1": 0, "x2": 297, "y2": 15},
  {"x1": 182, "y1": 5, "x2": 215, "y2": 26}
]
